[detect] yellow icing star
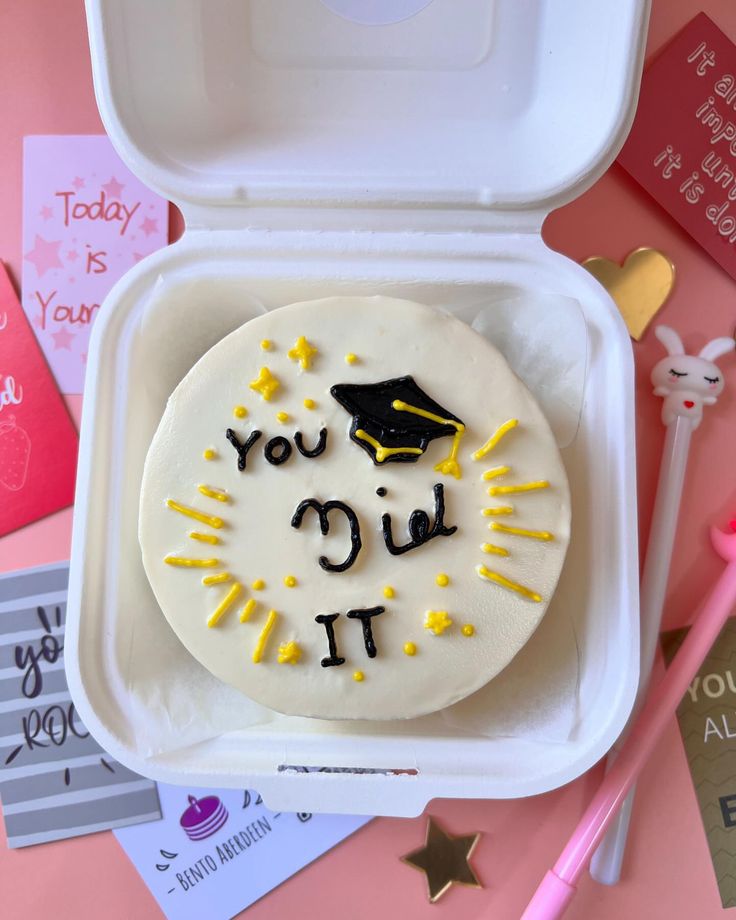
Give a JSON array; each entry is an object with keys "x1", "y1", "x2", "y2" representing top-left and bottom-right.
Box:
[
  {"x1": 249, "y1": 367, "x2": 280, "y2": 401},
  {"x1": 287, "y1": 336, "x2": 318, "y2": 371},
  {"x1": 277, "y1": 641, "x2": 302, "y2": 665},
  {"x1": 424, "y1": 610, "x2": 453, "y2": 636}
]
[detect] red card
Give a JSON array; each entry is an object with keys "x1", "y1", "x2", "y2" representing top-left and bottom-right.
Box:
[
  {"x1": 618, "y1": 13, "x2": 736, "y2": 280},
  {"x1": 0, "y1": 263, "x2": 77, "y2": 536}
]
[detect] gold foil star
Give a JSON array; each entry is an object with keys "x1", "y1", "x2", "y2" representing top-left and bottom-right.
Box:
[
  {"x1": 249, "y1": 366, "x2": 280, "y2": 401},
  {"x1": 277, "y1": 641, "x2": 302, "y2": 665},
  {"x1": 287, "y1": 336, "x2": 318, "y2": 370},
  {"x1": 424, "y1": 610, "x2": 452, "y2": 636},
  {"x1": 401, "y1": 816, "x2": 482, "y2": 903}
]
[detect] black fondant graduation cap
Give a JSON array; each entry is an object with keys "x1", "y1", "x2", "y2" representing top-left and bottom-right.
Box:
[{"x1": 330, "y1": 376, "x2": 464, "y2": 465}]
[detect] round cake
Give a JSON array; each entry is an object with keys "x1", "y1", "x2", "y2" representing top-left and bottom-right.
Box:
[{"x1": 139, "y1": 296, "x2": 571, "y2": 720}]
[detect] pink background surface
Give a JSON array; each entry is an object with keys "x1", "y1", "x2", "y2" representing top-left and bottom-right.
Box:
[{"x1": 1, "y1": 1, "x2": 736, "y2": 918}]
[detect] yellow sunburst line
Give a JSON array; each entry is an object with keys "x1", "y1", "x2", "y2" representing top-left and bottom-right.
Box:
[
  {"x1": 198, "y1": 484, "x2": 230, "y2": 503},
  {"x1": 167, "y1": 499, "x2": 224, "y2": 529},
  {"x1": 207, "y1": 582, "x2": 243, "y2": 628},
  {"x1": 488, "y1": 480, "x2": 549, "y2": 496},
  {"x1": 189, "y1": 531, "x2": 220, "y2": 545},
  {"x1": 472, "y1": 419, "x2": 518, "y2": 460},
  {"x1": 490, "y1": 522, "x2": 554, "y2": 541},
  {"x1": 476, "y1": 564, "x2": 541, "y2": 602},
  {"x1": 240, "y1": 598, "x2": 256, "y2": 623},
  {"x1": 253, "y1": 610, "x2": 278, "y2": 662},
  {"x1": 202, "y1": 572, "x2": 231, "y2": 586},
  {"x1": 482, "y1": 465, "x2": 510, "y2": 481},
  {"x1": 164, "y1": 556, "x2": 219, "y2": 568},
  {"x1": 482, "y1": 506, "x2": 514, "y2": 516},
  {"x1": 481, "y1": 543, "x2": 509, "y2": 557}
]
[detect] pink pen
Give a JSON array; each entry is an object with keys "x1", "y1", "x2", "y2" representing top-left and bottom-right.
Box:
[{"x1": 521, "y1": 519, "x2": 736, "y2": 920}]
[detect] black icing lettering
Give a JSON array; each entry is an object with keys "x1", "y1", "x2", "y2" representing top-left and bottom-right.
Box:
[
  {"x1": 294, "y1": 428, "x2": 328, "y2": 458},
  {"x1": 291, "y1": 499, "x2": 362, "y2": 572},
  {"x1": 346, "y1": 606, "x2": 384, "y2": 658},
  {"x1": 264, "y1": 436, "x2": 292, "y2": 466},
  {"x1": 315, "y1": 613, "x2": 345, "y2": 667},
  {"x1": 382, "y1": 483, "x2": 457, "y2": 556},
  {"x1": 226, "y1": 428, "x2": 262, "y2": 471}
]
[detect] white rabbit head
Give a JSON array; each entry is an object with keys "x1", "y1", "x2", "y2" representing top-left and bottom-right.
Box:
[{"x1": 650, "y1": 325, "x2": 732, "y2": 400}]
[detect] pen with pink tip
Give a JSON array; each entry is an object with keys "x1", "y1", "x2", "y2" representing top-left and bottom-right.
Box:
[{"x1": 521, "y1": 517, "x2": 736, "y2": 920}]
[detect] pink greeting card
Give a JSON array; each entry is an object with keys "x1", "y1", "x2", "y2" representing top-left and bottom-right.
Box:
[
  {"x1": 0, "y1": 263, "x2": 78, "y2": 537},
  {"x1": 22, "y1": 135, "x2": 168, "y2": 393},
  {"x1": 618, "y1": 14, "x2": 736, "y2": 281}
]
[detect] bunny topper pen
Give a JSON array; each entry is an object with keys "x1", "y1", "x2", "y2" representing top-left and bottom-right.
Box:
[{"x1": 590, "y1": 325, "x2": 734, "y2": 886}]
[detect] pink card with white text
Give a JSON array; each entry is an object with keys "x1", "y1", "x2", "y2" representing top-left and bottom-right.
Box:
[{"x1": 22, "y1": 136, "x2": 168, "y2": 393}]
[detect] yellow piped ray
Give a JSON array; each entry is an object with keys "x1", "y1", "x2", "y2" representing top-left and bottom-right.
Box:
[
  {"x1": 197, "y1": 484, "x2": 230, "y2": 503},
  {"x1": 482, "y1": 506, "x2": 514, "y2": 517},
  {"x1": 240, "y1": 598, "x2": 256, "y2": 623},
  {"x1": 481, "y1": 543, "x2": 509, "y2": 557},
  {"x1": 354, "y1": 429, "x2": 423, "y2": 463},
  {"x1": 490, "y1": 522, "x2": 554, "y2": 542},
  {"x1": 189, "y1": 531, "x2": 220, "y2": 545},
  {"x1": 476, "y1": 564, "x2": 541, "y2": 602},
  {"x1": 472, "y1": 418, "x2": 519, "y2": 460},
  {"x1": 167, "y1": 499, "x2": 224, "y2": 529},
  {"x1": 392, "y1": 399, "x2": 466, "y2": 479},
  {"x1": 253, "y1": 610, "x2": 278, "y2": 663},
  {"x1": 482, "y1": 465, "x2": 510, "y2": 481},
  {"x1": 207, "y1": 582, "x2": 243, "y2": 627},
  {"x1": 202, "y1": 572, "x2": 231, "y2": 586},
  {"x1": 164, "y1": 556, "x2": 219, "y2": 568},
  {"x1": 488, "y1": 480, "x2": 549, "y2": 496}
]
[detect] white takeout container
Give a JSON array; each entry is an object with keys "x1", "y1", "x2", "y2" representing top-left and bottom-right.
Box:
[{"x1": 66, "y1": 0, "x2": 648, "y2": 816}]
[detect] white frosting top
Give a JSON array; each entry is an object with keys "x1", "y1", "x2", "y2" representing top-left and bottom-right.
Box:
[{"x1": 139, "y1": 296, "x2": 571, "y2": 720}]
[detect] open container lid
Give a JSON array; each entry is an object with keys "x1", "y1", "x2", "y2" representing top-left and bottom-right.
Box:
[{"x1": 86, "y1": 0, "x2": 650, "y2": 222}]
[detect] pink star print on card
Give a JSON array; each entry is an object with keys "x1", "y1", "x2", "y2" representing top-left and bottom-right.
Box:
[{"x1": 22, "y1": 136, "x2": 169, "y2": 393}]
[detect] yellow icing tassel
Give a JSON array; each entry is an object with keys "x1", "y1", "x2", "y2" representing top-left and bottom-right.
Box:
[
  {"x1": 189, "y1": 531, "x2": 220, "y2": 545},
  {"x1": 164, "y1": 556, "x2": 218, "y2": 568},
  {"x1": 202, "y1": 572, "x2": 231, "y2": 586},
  {"x1": 481, "y1": 543, "x2": 509, "y2": 557},
  {"x1": 197, "y1": 484, "x2": 230, "y2": 503},
  {"x1": 488, "y1": 481, "x2": 549, "y2": 496},
  {"x1": 166, "y1": 499, "x2": 224, "y2": 529},
  {"x1": 482, "y1": 506, "x2": 514, "y2": 516},
  {"x1": 207, "y1": 582, "x2": 243, "y2": 627},
  {"x1": 287, "y1": 336, "x2": 318, "y2": 370},
  {"x1": 252, "y1": 610, "x2": 278, "y2": 663},
  {"x1": 482, "y1": 465, "x2": 510, "y2": 481},
  {"x1": 403, "y1": 642, "x2": 417, "y2": 656},
  {"x1": 476, "y1": 564, "x2": 541, "y2": 602},
  {"x1": 424, "y1": 610, "x2": 453, "y2": 636},
  {"x1": 277, "y1": 641, "x2": 302, "y2": 665},
  {"x1": 249, "y1": 367, "x2": 280, "y2": 401},
  {"x1": 490, "y1": 522, "x2": 554, "y2": 542},
  {"x1": 240, "y1": 598, "x2": 257, "y2": 622},
  {"x1": 391, "y1": 399, "x2": 466, "y2": 480},
  {"x1": 472, "y1": 418, "x2": 519, "y2": 460}
]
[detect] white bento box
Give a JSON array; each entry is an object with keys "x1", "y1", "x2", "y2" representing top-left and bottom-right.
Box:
[{"x1": 65, "y1": 0, "x2": 648, "y2": 817}]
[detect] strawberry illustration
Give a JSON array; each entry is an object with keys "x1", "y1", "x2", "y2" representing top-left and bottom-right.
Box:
[{"x1": 0, "y1": 415, "x2": 31, "y2": 491}]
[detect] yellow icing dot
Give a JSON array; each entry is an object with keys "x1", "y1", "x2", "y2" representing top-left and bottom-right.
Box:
[
  {"x1": 303, "y1": 398, "x2": 316, "y2": 410},
  {"x1": 203, "y1": 448, "x2": 217, "y2": 460},
  {"x1": 462, "y1": 624, "x2": 475, "y2": 637},
  {"x1": 260, "y1": 339, "x2": 273, "y2": 351},
  {"x1": 277, "y1": 641, "x2": 302, "y2": 665},
  {"x1": 345, "y1": 353, "x2": 358, "y2": 365},
  {"x1": 435, "y1": 573, "x2": 450, "y2": 587},
  {"x1": 383, "y1": 585, "x2": 395, "y2": 599},
  {"x1": 284, "y1": 575, "x2": 297, "y2": 588},
  {"x1": 424, "y1": 610, "x2": 452, "y2": 636},
  {"x1": 403, "y1": 642, "x2": 417, "y2": 656},
  {"x1": 353, "y1": 670, "x2": 364, "y2": 682},
  {"x1": 249, "y1": 366, "x2": 280, "y2": 401},
  {"x1": 276, "y1": 411, "x2": 289, "y2": 423},
  {"x1": 233, "y1": 405, "x2": 248, "y2": 418},
  {"x1": 287, "y1": 336, "x2": 318, "y2": 371},
  {"x1": 252, "y1": 579, "x2": 265, "y2": 590}
]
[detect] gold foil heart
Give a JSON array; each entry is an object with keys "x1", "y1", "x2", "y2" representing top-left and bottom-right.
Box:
[{"x1": 582, "y1": 248, "x2": 675, "y2": 340}]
